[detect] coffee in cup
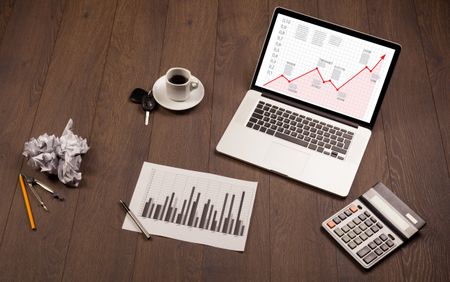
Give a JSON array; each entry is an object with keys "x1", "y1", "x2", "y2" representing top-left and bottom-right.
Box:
[{"x1": 165, "y1": 67, "x2": 198, "y2": 102}]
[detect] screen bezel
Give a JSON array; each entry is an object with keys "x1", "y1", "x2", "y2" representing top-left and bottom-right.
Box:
[{"x1": 250, "y1": 7, "x2": 401, "y2": 129}]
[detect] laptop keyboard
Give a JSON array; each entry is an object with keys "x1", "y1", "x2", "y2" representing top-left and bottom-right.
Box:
[{"x1": 246, "y1": 101, "x2": 354, "y2": 160}]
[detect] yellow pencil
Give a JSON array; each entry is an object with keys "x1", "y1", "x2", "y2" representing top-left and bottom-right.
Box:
[{"x1": 19, "y1": 174, "x2": 36, "y2": 230}]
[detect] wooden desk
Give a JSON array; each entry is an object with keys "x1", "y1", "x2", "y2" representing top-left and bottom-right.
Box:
[{"x1": 0, "y1": 0, "x2": 448, "y2": 281}]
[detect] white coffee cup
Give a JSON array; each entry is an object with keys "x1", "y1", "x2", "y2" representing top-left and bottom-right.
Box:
[{"x1": 165, "y1": 67, "x2": 198, "y2": 102}]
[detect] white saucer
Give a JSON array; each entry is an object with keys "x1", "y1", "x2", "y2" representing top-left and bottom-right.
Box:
[{"x1": 152, "y1": 75, "x2": 204, "y2": 111}]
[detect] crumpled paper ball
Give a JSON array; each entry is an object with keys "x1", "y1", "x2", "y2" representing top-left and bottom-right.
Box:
[{"x1": 22, "y1": 119, "x2": 89, "y2": 187}]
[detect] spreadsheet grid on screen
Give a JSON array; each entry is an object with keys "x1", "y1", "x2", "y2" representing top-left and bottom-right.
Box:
[{"x1": 255, "y1": 14, "x2": 396, "y2": 123}]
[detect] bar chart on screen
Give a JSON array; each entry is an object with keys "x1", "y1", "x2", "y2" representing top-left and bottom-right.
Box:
[{"x1": 122, "y1": 162, "x2": 258, "y2": 251}]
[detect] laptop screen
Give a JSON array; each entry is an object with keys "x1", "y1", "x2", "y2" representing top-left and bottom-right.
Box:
[{"x1": 252, "y1": 8, "x2": 400, "y2": 127}]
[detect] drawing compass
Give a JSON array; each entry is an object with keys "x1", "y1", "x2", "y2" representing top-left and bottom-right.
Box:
[{"x1": 22, "y1": 174, "x2": 65, "y2": 208}]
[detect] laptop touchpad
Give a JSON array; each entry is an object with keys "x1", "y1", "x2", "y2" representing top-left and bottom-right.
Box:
[{"x1": 263, "y1": 142, "x2": 310, "y2": 177}]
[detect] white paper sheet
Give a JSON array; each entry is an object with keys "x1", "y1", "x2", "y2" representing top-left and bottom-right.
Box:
[{"x1": 122, "y1": 162, "x2": 258, "y2": 251}]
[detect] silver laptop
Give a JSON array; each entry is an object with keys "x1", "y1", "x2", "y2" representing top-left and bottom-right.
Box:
[{"x1": 217, "y1": 7, "x2": 401, "y2": 197}]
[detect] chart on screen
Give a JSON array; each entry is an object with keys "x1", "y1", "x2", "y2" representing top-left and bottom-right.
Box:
[
  {"x1": 122, "y1": 162, "x2": 257, "y2": 251},
  {"x1": 255, "y1": 14, "x2": 395, "y2": 122}
]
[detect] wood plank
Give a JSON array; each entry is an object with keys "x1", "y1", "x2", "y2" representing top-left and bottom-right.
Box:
[
  {"x1": 204, "y1": 1, "x2": 271, "y2": 281},
  {"x1": 0, "y1": 0, "x2": 65, "y2": 250},
  {"x1": 366, "y1": 0, "x2": 450, "y2": 280},
  {"x1": 316, "y1": 0, "x2": 407, "y2": 280},
  {"x1": 414, "y1": 0, "x2": 450, "y2": 175},
  {"x1": 0, "y1": 0, "x2": 117, "y2": 280},
  {"x1": 0, "y1": 0, "x2": 447, "y2": 280},
  {"x1": 60, "y1": 0, "x2": 168, "y2": 281},
  {"x1": 130, "y1": 0, "x2": 217, "y2": 280},
  {"x1": 0, "y1": 0, "x2": 15, "y2": 44},
  {"x1": 265, "y1": 2, "x2": 340, "y2": 281}
]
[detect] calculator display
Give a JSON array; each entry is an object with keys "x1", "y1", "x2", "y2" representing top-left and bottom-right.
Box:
[{"x1": 370, "y1": 195, "x2": 410, "y2": 232}]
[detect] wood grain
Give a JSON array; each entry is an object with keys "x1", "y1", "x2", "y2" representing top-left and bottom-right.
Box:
[
  {"x1": 60, "y1": 0, "x2": 167, "y2": 281},
  {"x1": 0, "y1": 0, "x2": 15, "y2": 44},
  {"x1": 414, "y1": 0, "x2": 450, "y2": 175},
  {"x1": 204, "y1": 0, "x2": 271, "y2": 281},
  {"x1": 130, "y1": 0, "x2": 218, "y2": 281},
  {"x1": 0, "y1": 0, "x2": 65, "y2": 255},
  {"x1": 366, "y1": 0, "x2": 450, "y2": 280},
  {"x1": 0, "y1": 0, "x2": 117, "y2": 280},
  {"x1": 0, "y1": 0, "x2": 448, "y2": 280}
]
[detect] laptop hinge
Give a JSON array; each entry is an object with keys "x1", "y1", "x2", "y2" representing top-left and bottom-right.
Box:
[{"x1": 261, "y1": 92, "x2": 359, "y2": 128}]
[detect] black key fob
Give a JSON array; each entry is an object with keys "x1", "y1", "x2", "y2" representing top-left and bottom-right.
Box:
[{"x1": 129, "y1": 88, "x2": 148, "y2": 104}]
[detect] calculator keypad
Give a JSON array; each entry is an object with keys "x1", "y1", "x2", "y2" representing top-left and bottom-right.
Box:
[{"x1": 322, "y1": 200, "x2": 403, "y2": 269}]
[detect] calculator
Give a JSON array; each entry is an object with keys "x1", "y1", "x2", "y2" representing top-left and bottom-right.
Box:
[{"x1": 322, "y1": 182, "x2": 425, "y2": 269}]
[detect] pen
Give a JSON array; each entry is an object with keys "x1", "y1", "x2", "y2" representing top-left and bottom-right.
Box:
[
  {"x1": 19, "y1": 174, "x2": 36, "y2": 230},
  {"x1": 119, "y1": 200, "x2": 151, "y2": 240}
]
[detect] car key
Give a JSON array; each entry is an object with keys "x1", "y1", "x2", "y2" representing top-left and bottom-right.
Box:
[
  {"x1": 142, "y1": 91, "x2": 157, "y2": 125},
  {"x1": 129, "y1": 88, "x2": 148, "y2": 104}
]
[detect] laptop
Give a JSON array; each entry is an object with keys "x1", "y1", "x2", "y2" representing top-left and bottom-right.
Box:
[{"x1": 216, "y1": 7, "x2": 401, "y2": 197}]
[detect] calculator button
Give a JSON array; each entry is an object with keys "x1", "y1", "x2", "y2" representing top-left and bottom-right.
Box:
[
  {"x1": 371, "y1": 226, "x2": 379, "y2": 233},
  {"x1": 327, "y1": 221, "x2": 336, "y2": 228},
  {"x1": 357, "y1": 246, "x2": 371, "y2": 258},
  {"x1": 365, "y1": 229, "x2": 374, "y2": 237},
  {"x1": 386, "y1": 240, "x2": 394, "y2": 247},
  {"x1": 344, "y1": 210, "x2": 352, "y2": 216},
  {"x1": 363, "y1": 252, "x2": 378, "y2": 264},
  {"x1": 369, "y1": 242, "x2": 377, "y2": 249},
  {"x1": 374, "y1": 238, "x2": 382, "y2": 245},
  {"x1": 364, "y1": 220, "x2": 373, "y2": 227},
  {"x1": 374, "y1": 248, "x2": 384, "y2": 256},
  {"x1": 333, "y1": 217, "x2": 341, "y2": 224},
  {"x1": 380, "y1": 234, "x2": 388, "y2": 241},
  {"x1": 338, "y1": 213, "x2": 347, "y2": 220},
  {"x1": 377, "y1": 222, "x2": 383, "y2": 229},
  {"x1": 341, "y1": 225, "x2": 350, "y2": 233},
  {"x1": 347, "y1": 222, "x2": 355, "y2": 229},
  {"x1": 354, "y1": 237, "x2": 362, "y2": 245},
  {"x1": 358, "y1": 214, "x2": 367, "y2": 221},
  {"x1": 359, "y1": 224, "x2": 367, "y2": 231},
  {"x1": 334, "y1": 228, "x2": 344, "y2": 237},
  {"x1": 360, "y1": 233, "x2": 368, "y2": 241},
  {"x1": 353, "y1": 218, "x2": 361, "y2": 225},
  {"x1": 388, "y1": 234, "x2": 395, "y2": 240},
  {"x1": 380, "y1": 244, "x2": 389, "y2": 251},
  {"x1": 342, "y1": 235, "x2": 350, "y2": 243},
  {"x1": 353, "y1": 227, "x2": 362, "y2": 235},
  {"x1": 350, "y1": 206, "x2": 358, "y2": 213},
  {"x1": 371, "y1": 217, "x2": 377, "y2": 223},
  {"x1": 348, "y1": 231, "x2": 356, "y2": 239},
  {"x1": 348, "y1": 241, "x2": 357, "y2": 249},
  {"x1": 364, "y1": 211, "x2": 371, "y2": 217}
]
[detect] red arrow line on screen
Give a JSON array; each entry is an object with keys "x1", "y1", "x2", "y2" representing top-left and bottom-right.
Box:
[{"x1": 263, "y1": 54, "x2": 385, "y2": 92}]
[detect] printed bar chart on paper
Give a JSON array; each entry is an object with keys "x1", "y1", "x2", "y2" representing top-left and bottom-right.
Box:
[
  {"x1": 255, "y1": 14, "x2": 396, "y2": 122},
  {"x1": 122, "y1": 162, "x2": 257, "y2": 251}
]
